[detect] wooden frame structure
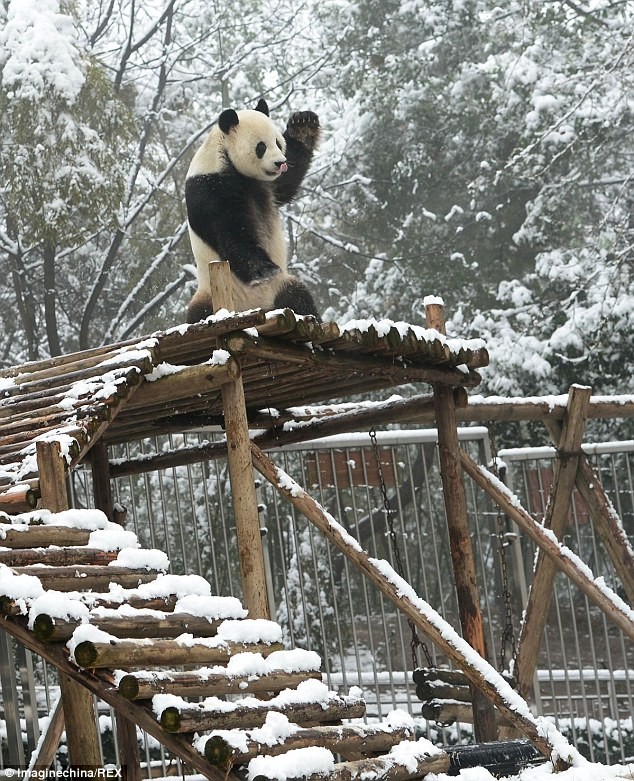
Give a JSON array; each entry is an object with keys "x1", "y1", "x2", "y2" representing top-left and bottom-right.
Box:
[{"x1": 1, "y1": 260, "x2": 633, "y2": 777}]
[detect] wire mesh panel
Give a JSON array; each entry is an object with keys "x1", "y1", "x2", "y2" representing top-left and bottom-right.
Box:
[{"x1": 3, "y1": 428, "x2": 634, "y2": 768}]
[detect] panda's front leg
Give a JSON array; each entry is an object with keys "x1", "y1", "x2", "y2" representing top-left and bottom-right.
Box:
[
  {"x1": 275, "y1": 111, "x2": 321, "y2": 204},
  {"x1": 285, "y1": 111, "x2": 321, "y2": 152}
]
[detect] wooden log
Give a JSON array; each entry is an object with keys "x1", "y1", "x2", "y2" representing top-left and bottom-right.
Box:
[
  {"x1": 0, "y1": 614, "x2": 240, "y2": 780},
  {"x1": 0, "y1": 592, "x2": 180, "y2": 618},
  {"x1": 415, "y1": 680, "x2": 471, "y2": 702},
  {"x1": 118, "y1": 668, "x2": 321, "y2": 700},
  {"x1": 250, "y1": 443, "x2": 573, "y2": 765},
  {"x1": 209, "y1": 261, "x2": 270, "y2": 620},
  {"x1": 157, "y1": 309, "x2": 268, "y2": 359},
  {"x1": 226, "y1": 331, "x2": 482, "y2": 388},
  {"x1": 460, "y1": 451, "x2": 634, "y2": 643},
  {"x1": 0, "y1": 484, "x2": 39, "y2": 509},
  {"x1": 255, "y1": 309, "x2": 298, "y2": 337},
  {"x1": 421, "y1": 699, "x2": 510, "y2": 727},
  {"x1": 413, "y1": 666, "x2": 514, "y2": 690},
  {"x1": 515, "y1": 385, "x2": 591, "y2": 701},
  {"x1": 33, "y1": 611, "x2": 222, "y2": 643},
  {"x1": 412, "y1": 666, "x2": 473, "y2": 687},
  {"x1": 427, "y1": 301, "x2": 497, "y2": 743},
  {"x1": 9, "y1": 566, "x2": 159, "y2": 592},
  {"x1": 252, "y1": 745, "x2": 450, "y2": 781},
  {"x1": 73, "y1": 637, "x2": 284, "y2": 669},
  {"x1": 126, "y1": 359, "x2": 241, "y2": 409},
  {"x1": 2, "y1": 354, "x2": 153, "y2": 399},
  {"x1": 0, "y1": 547, "x2": 118, "y2": 567},
  {"x1": 160, "y1": 695, "x2": 366, "y2": 733},
  {"x1": 36, "y1": 440, "x2": 102, "y2": 770},
  {"x1": 204, "y1": 723, "x2": 416, "y2": 765},
  {"x1": 0, "y1": 526, "x2": 90, "y2": 549}
]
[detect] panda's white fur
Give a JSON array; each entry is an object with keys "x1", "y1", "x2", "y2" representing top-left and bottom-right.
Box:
[{"x1": 185, "y1": 100, "x2": 321, "y2": 321}]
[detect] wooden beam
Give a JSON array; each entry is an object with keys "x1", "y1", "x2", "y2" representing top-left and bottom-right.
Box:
[
  {"x1": 514, "y1": 385, "x2": 591, "y2": 701},
  {"x1": 459, "y1": 451, "x2": 634, "y2": 643},
  {"x1": 426, "y1": 301, "x2": 497, "y2": 742},
  {"x1": 208, "y1": 261, "x2": 270, "y2": 619},
  {"x1": 36, "y1": 440, "x2": 103, "y2": 770},
  {"x1": 250, "y1": 443, "x2": 575, "y2": 766}
]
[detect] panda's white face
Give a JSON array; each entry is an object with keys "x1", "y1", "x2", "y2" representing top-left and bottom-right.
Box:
[{"x1": 225, "y1": 109, "x2": 287, "y2": 182}]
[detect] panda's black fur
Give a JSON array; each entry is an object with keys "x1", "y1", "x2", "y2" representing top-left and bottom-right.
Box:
[{"x1": 185, "y1": 98, "x2": 321, "y2": 323}]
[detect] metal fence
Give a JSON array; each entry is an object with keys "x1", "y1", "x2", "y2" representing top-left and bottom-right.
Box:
[{"x1": 1, "y1": 428, "x2": 633, "y2": 770}]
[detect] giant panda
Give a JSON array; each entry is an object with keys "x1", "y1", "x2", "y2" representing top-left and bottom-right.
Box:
[{"x1": 185, "y1": 98, "x2": 321, "y2": 323}]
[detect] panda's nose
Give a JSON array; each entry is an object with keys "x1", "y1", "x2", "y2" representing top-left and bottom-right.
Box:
[{"x1": 275, "y1": 160, "x2": 288, "y2": 172}]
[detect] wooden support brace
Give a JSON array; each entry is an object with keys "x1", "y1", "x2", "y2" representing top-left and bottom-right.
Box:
[
  {"x1": 251, "y1": 442, "x2": 578, "y2": 766},
  {"x1": 208, "y1": 261, "x2": 270, "y2": 619},
  {"x1": 426, "y1": 300, "x2": 497, "y2": 742},
  {"x1": 545, "y1": 421, "x2": 634, "y2": 606},
  {"x1": 27, "y1": 695, "x2": 65, "y2": 771},
  {"x1": 514, "y1": 384, "x2": 591, "y2": 701},
  {"x1": 459, "y1": 450, "x2": 634, "y2": 643},
  {"x1": 36, "y1": 440, "x2": 103, "y2": 769}
]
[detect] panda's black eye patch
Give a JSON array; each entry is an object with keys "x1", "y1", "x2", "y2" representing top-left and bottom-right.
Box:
[
  {"x1": 256, "y1": 141, "x2": 266, "y2": 159},
  {"x1": 276, "y1": 139, "x2": 283, "y2": 151}
]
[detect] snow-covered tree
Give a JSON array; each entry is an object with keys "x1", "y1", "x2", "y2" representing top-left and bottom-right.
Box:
[{"x1": 310, "y1": 0, "x2": 634, "y2": 398}]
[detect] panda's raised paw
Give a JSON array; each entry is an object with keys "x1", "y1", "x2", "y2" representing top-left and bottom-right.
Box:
[{"x1": 286, "y1": 111, "x2": 321, "y2": 149}]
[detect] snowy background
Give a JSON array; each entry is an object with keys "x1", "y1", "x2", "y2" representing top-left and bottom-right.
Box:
[{"x1": 0, "y1": 0, "x2": 633, "y2": 408}]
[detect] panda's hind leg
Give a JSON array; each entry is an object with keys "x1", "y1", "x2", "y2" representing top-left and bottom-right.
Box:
[
  {"x1": 186, "y1": 289, "x2": 214, "y2": 323},
  {"x1": 274, "y1": 276, "x2": 321, "y2": 322}
]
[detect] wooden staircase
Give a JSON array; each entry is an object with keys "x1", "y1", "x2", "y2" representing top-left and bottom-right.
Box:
[{"x1": 0, "y1": 506, "x2": 449, "y2": 779}]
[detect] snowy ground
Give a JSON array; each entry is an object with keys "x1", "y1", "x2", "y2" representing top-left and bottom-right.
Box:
[{"x1": 428, "y1": 763, "x2": 634, "y2": 781}]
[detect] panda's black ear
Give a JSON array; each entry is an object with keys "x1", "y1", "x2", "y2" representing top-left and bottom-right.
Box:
[
  {"x1": 219, "y1": 109, "x2": 239, "y2": 134},
  {"x1": 255, "y1": 98, "x2": 269, "y2": 116}
]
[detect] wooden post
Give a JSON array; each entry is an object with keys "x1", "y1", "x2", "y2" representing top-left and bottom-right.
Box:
[
  {"x1": 36, "y1": 440, "x2": 103, "y2": 770},
  {"x1": 115, "y1": 712, "x2": 143, "y2": 781},
  {"x1": 208, "y1": 261, "x2": 270, "y2": 619},
  {"x1": 89, "y1": 442, "x2": 141, "y2": 776},
  {"x1": 514, "y1": 385, "x2": 591, "y2": 701},
  {"x1": 90, "y1": 440, "x2": 115, "y2": 522},
  {"x1": 426, "y1": 301, "x2": 497, "y2": 743}
]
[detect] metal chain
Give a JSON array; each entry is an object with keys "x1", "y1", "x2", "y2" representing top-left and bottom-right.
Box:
[
  {"x1": 489, "y1": 424, "x2": 517, "y2": 671},
  {"x1": 369, "y1": 428, "x2": 433, "y2": 669}
]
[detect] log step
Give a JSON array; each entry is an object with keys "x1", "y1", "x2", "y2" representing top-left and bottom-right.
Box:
[
  {"x1": 9, "y1": 565, "x2": 160, "y2": 592},
  {"x1": 118, "y1": 667, "x2": 322, "y2": 700},
  {"x1": 200, "y1": 723, "x2": 417, "y2": 765},
  {"x1": 248, "y1": 740, "x2": 449, "y2": 781},
  {"x1": 71, "y1": 636, "x2": 285, "y2": 669},
  {"x1": 0, "y1": 525, "x2": 91, "y2": 549},
  {"x1": 33, "y1": 611, "x2": 223, "y2": 642},
  {"x1": 159, "y1": 687, "x2": 366, "y2": 733},
  {"x1": 0, "y1": 547, "x2": 119, "y2": 567}
]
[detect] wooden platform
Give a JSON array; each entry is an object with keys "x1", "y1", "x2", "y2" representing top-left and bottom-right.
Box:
[{"x1": 0, "y1": 308, "x2": 486, "y2": 503}]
